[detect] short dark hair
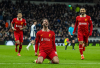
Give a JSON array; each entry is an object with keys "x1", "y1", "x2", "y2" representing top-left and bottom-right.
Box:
[
  {"x1": 33, "y1": 20, "x2": 37, "y2": 23},
  {"x1": 17, "y1": 11, "x2": 22, "y2": 14},
  {"x1": 41, "y1": 18, "x2": 49, "y2": 25}
]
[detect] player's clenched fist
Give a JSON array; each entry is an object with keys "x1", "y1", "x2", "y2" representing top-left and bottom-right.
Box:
[
  {"x1": 35, "y1": 52, "x2": 38, "y2": 56},
  {"x1": 12, "y1": 27, "x2": 16, "y2": 31},
  {"x1": 19, "y1": 27, "x2": 23, "y2": 30}
]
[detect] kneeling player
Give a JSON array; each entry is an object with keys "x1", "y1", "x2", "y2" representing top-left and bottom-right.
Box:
[{"x1": 34, "y1": 18, "x2": 59, "y2": 64}]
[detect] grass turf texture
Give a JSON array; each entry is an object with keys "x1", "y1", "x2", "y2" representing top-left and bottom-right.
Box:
[{"x1": 0, "y1": 45, "x2": 100, "y2": 68}]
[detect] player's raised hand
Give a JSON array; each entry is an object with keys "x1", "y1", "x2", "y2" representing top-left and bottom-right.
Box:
[
  {"x1": 35, "y1": 52, "x2": 38, "y2": 56},
  {"x1": 19, "y1": 27, "x2": 23, "y2": 30}
]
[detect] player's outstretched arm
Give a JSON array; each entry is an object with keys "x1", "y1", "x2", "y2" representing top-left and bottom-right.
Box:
[
  {"x1": 73, "y1": 17, "x2": 78, "y2": 34},
  {"x1": 35, "y1": 32, "x2": 39, "y2": 56},
  {"x1": 53, "y1": 33, "x2": 57, "y2": 52},
  {"x1": 89, "y1": 17, "x2": 93, "y2": 36}
]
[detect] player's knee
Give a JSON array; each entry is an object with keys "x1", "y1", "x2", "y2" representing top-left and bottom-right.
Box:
[
  {"x1": 37, "y1": 57, "x2": 43, "y2": 64},
  {"x1": 53, "y1": 60, "x2": 59, "y2": 64},
  {"x1": 79, "y1": 41, "x2": 83, "y2": 45},
  {"x1": 37, "y1": 60, "x2": 43, "y2": 64},
  {"x1": 52, "y1": 56, "x2": 59, "y2": 64},
  {"x1": 16, "y1": 41, "x2": 20, "y2": 44}
]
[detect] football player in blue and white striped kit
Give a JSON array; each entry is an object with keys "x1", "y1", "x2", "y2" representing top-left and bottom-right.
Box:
[{"x1": 26, "y1": 20, "x2": 37, "y2": 50}]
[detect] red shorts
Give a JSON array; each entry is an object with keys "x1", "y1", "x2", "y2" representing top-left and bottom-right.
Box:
[
  {"x1": 14, "y1": 31, "x2": 23, "y2": 42},
  {"x1": 38, "y1": 50, "x2": 58, "y2": 60},
  {"x1": 78, "y1": 34, "x2": 89, "y2": 43}
]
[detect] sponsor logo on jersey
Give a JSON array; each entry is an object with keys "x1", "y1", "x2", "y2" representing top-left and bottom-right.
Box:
[
  {"x1": 79, "y1": 22, "x2": 87, "y2": 25},
  {"x1": 85, "y1": 19, "x2": 87, "y2": 21},
  {"x1": 41, "y1": 38, "x2": 50, "y2": 41},
  {"x1": 16, "y1": 25, "x2": 22, "y2": 27},
  {"x1": 15, "y1": 22, "x2": 17, "y2": 23}
]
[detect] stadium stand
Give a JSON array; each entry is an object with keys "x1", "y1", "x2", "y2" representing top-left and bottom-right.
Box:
[{"x1": 0, "y1": 0, "x2": 100, "y2": 42}]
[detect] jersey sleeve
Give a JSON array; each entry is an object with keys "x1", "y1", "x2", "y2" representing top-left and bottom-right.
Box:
[
  {"x1": 68, "y1": 27, "x2": 70, "y2": 32},
  {"x1": 52, "y1": 32, "x2": 56, "y2": 51},
  {"x1": 35, "y1": 32, "x2": 39, "y2": 53},
  {"x1": 88, "y1": 16, "x2": 93, "y2": 36},
  {"x1": 34, "y1": 26, "x2": 37, "y2": 33},
  {"x1": 73, "y1": 17, "x2": 78, "y2": 33},
  {"x1": 24, "y1": 19, "x2": 27, "y2": 26},
  {"x1": 11, "y1": 18, "x2": 15, "y2": 24}
]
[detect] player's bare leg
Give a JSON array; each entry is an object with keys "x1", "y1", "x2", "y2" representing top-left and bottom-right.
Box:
[
  {"x1": 36, "y1": 57, "x2": 44, "y2": 64},
  {"x1": 26, "y1": 40, "x2": 35, "y2": 50},
  {"x1": 17, "y1": 42, "x2": 22, "y2": 56},
  {"x1": 79, "y1": 41, "x2": 84, "y2": 60},
  {"x1": 52, "y1": 56, "x2": 59, "y2": 64},
  {"x1": 72, "y1": 40, "x2": 75, "y2": 50},
  {"x1": 15, "y1": 40, "x2": 20, "y2": 52}
]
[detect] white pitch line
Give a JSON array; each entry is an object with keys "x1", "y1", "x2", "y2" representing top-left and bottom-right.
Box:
[{"x1": 0, "y1": 63, "x2": 100, "y2": 64}]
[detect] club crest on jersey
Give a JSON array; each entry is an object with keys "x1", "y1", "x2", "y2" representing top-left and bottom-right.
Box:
[
  {"x1": 41, "y1": 34, "x2": 43, "y2": 36},
  {"x1": 21, "y1": 22, "x2": 23, "y2": 25},
  {"x1": 85, "y1": 19, "x2": 87, "y2": 21},
  {"x1": 49, "y1": 34, "x2": 51, "y2": 37}
]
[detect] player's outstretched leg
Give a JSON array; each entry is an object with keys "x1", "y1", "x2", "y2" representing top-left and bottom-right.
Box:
[
  {"x1": 26, "y1": 42, "x2": 32, "y2": 50},
  {"x1": 79, "y1": 41, "x2": 84, "y2": 60}
]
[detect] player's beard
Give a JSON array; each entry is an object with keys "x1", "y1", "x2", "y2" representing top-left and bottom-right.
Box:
[{"x1": 80, "y1": 12, "x2": 85, "y2": 16}]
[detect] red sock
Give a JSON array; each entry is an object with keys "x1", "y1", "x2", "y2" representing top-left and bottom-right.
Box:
[
  {"x1": 82, "y1": 43, "x2": 85, "y2": 51},
  {"x1": 18, "y1": 44, "x2": 22, "y2": 53},
  {"x1": 79, "y1": 44, "x2": 83, "y2": 55},
  {"x1": 15, "y1": 43, "x2": 18, "y2": 48},
  {"x1": 83, "y1": 47, "x2": 85, "y2": 51}
]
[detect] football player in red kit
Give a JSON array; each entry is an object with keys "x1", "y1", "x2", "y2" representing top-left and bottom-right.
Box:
[
  {"x1": 73, "y1": 8, "x2": 93, "y2": 60},
  {"x1": 35, "y1": 18, "x2": 59, "y2": 64},
  {"x1": 11, "y1": 12, "x2": 27, "y2": 56}
]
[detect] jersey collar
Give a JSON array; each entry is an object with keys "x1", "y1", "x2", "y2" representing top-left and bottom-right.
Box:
[
  {"x1": 80, "y1": 14, "x2": 86, "y2": 17},
  {"x1": 42, "y1": 29, "x2": 50, "y2": 32},
  {"x1": 17, "y1": 18, "x2": 22, "y2": 21}
]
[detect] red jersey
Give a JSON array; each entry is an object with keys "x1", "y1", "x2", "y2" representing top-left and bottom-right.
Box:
[
  {"x1": 35, "y1": 30, "x2": 56, "y2": 53},
  {"x1": 73, "y1": 15, "x2": 93, "y2": 36},
  {"x1": 11, "y1": 18, "x2": 26, "y2": 32}
]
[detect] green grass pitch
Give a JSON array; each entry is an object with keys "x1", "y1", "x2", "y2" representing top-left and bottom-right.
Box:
[{"x1": 0, "y1": 45, "x2": 100, "y2": 68}]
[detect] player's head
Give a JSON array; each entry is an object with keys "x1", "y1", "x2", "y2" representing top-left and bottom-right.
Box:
[
  {"x1": 33, "y1": 20, "x2": 37, "y2": 25},
  {"x1": 71, "y1": 23, "x2": 74, "y2": 27},
  {"x1": 80, "y1": 7, "x2": 86, "y2": 15},
  {"x1": 41, "y1": 18, "x2": 49, "y2": 27},
  {"x1": 17, "y1": 12, "x2": 22, "y2": 19}
]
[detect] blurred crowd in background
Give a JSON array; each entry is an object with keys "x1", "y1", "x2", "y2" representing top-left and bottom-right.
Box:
[{"x1": 0, "y1": 0, "x2": 100, "y2": 42}]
